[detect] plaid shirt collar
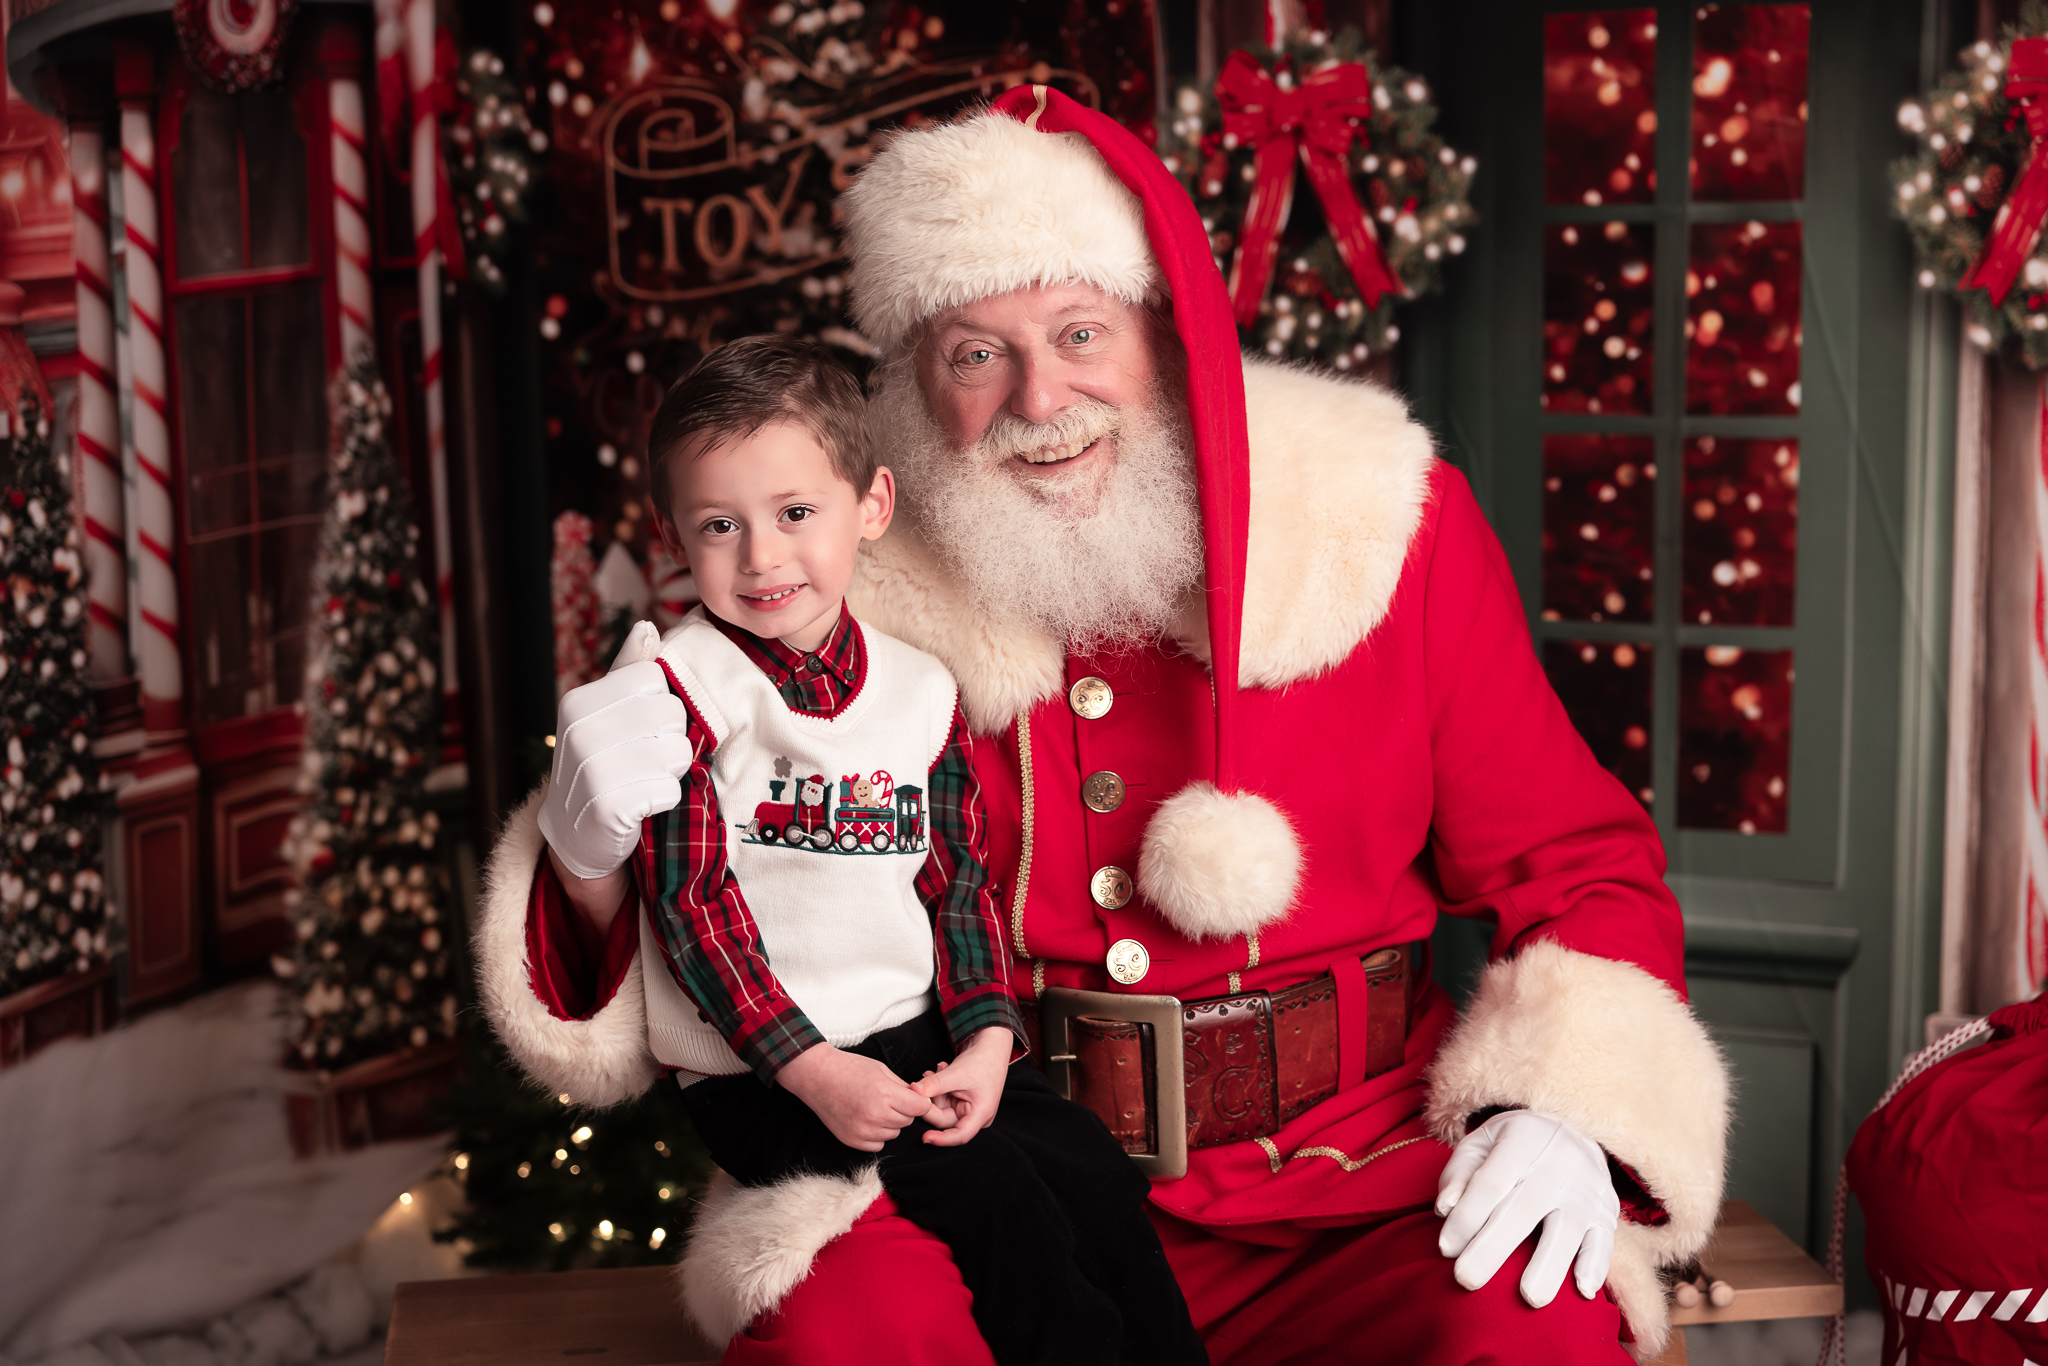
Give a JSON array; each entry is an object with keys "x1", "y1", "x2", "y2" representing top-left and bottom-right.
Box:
[{"x1": 707, "y1": 602, "x2": 865, "y2": 713}]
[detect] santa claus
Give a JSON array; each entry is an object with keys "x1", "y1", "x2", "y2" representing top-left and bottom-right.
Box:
[{"x1": 478, "y1": 87, "x2": 1730, "y2": 1363}]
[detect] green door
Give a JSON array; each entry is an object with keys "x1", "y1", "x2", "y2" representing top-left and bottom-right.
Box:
[{"x1": 1404, "y1": 0, "x2": 1954, "y2": 1284}]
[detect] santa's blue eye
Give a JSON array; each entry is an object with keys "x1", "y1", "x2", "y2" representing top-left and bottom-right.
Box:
[
  {"x1": 1069, "y1": 329, "x2": 1095, "y2": 345},
  {"x1": 962, "y1": 349, "x2": 993, "y2": 366}
]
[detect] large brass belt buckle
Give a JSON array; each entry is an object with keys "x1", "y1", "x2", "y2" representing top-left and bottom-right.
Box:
[{"x1": 1040, "y1": 985, "x2": 1189, "y2": 1180}]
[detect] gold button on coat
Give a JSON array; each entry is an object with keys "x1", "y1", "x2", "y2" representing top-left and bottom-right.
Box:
[
  {"x1": 1082, "y1": 770, "x2": 1126, "y2": 813},
  {"x1": 1069, "y1": 676, "x2": 1114, "y2": 719},
  {"x1": 1106, "y1": 938, "x2": 1150, "y2": 985},
  {"x1": 1091, "y1": 865, "x2": 1134, "y2": 910}
]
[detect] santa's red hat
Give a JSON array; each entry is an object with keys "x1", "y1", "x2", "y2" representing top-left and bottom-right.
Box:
[{"x1": 844, "y1": 87, "x2": 1301, "y2": 945}]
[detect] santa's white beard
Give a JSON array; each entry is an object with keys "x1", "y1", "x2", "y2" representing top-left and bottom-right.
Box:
[{"x1": 869, "y1": 362, "x2": 1204, "y2": 653}]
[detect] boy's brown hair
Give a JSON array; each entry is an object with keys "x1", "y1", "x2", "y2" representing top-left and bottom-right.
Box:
[{"x1": 647, "y1": 334, "x2": 871, "y2": 513}]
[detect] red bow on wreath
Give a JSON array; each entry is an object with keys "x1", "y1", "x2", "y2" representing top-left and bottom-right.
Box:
[
  {"x1": 1213, "y1": 49, "x2": 1406, "y2": 327},
  {"x1": 377, "y1": 23, "x2": 469, "y2": 281},
  {"x1": 1963, "y1": 37, "x2": 2048, "y2": 304}
]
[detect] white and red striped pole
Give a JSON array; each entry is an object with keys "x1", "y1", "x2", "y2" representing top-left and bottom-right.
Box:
[
  {"x1": 383, "y1": 0, "x2": 462, "y2": 748},
  {"x1": 118, "y1": 101, "x2": 183, "y2": 736},
  {"x1": 329, "y1": 77, "x2": 374, "y2": 363},
  {"x1": 71, "y1": 121, "x2": 129, "y2": 685}
]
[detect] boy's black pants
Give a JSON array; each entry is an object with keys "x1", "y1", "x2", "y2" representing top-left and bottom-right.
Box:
[{"x1": 679, "y1": 1010, "x2": 1207, "y2": 1366}]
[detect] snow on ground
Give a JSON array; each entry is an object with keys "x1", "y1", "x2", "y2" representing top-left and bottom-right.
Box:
[{"x1": 0, "y1": 980, "x2": 468, "y2": 1366}]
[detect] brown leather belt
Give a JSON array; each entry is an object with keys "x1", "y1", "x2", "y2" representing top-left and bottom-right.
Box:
[{"x1": 1022, "y1": 942, "x2": 1424, "y2": 1179}]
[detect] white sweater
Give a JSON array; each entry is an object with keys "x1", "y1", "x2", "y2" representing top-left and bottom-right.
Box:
[{"x1": 639, "y1": 608, "x2": 960, "y2": 1077}]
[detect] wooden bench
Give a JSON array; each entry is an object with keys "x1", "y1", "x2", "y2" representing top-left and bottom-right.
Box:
[
  {"x1": 1649, "y1": 1200, "x2": 1844, "y2": 1366},
  {"x1": 384, "y1": 1200, "x2": 1839, "y2": 1366}
]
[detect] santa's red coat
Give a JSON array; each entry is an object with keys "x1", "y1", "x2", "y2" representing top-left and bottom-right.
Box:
[{"x1": 476, "y1": 358, "x2": 1730, "y2": 1362}]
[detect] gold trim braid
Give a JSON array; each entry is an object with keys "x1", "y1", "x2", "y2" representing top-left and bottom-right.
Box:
[
  {"x1": 1255, "y1": 1134, "x2": 1429, "y2": 1176},
  {"x1": 1009, "y1": 712, "x2": 1036, "y2": 990}
]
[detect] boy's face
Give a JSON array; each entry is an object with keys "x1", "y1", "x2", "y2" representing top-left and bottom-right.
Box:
[{"x1": 653, "y1": 420, "x2": 893, "y2": 652}]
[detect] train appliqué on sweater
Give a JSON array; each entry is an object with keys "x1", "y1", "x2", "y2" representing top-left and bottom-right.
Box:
[{"x1": 739, "y1": 762, "x2": 928, "y2": 854}]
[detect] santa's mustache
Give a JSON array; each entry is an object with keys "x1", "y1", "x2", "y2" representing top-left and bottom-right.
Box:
[{"x1": 975, "y1": 398, "x2": 1121, "y2": 467}]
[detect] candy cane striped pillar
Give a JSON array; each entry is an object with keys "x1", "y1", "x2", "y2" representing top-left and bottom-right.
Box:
[
  {"x1": 71, "y1": 121, "x2": 129, "y2": 685},
  {"x1": 119, "y1": 102, "x2": 183, "y2": 736},
  {"x1": 329, "y1": 78, "x2": 374, "y2": 363},
  {"x1": 399, "y1": 0, "x2": 462, "y2": 746}
]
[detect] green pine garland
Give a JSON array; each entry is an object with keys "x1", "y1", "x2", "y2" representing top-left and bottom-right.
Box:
[
  {"x1": 0, "y1": 403, "x2": 108, "y2": 996},
  {"x1": 450, "y1": 46, "x2": 542, "y2": 296},
  {"x1": 280, "y1": 354, "x2": 455, "y2": 1068},
  {"x1": 1893, "y1": 3, "x2": 2048, "y2": 366},
  {"x1": 1156, "y1": 28, "x2": 1478, "y2": 368}
]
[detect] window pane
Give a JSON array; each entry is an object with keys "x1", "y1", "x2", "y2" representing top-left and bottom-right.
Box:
[
  {"x1": 253, "y1": 283, "x2": 329, "y2": 523},
  {"x1": 1543, "y1": 222, "x2": 1655, "y2": 413},
  {"x1": 258, "y1": 524, "x2": 317, "y2": 711},
  {"x1": 243, "y1": 90, "x2": 310, "y2": 270},
  {"x1": 1543, "y1": 639, "x2": 1654, "y2": 809},
  {"x1": 174, "y1": 85, "x2": 245, "y2": 278},
  {"x1": 1543, "y1": 433, "x2": 1655, "y2": 622},
  {"x1": 176, "y1": 295, "x2": 250, "y2": 536},
  {"x1": 1683, "y1": 436, "x2": 1798, "y2": 626},
  {"x1": 1544, "y1": 9, "x2": 1658, "y2": 206},
  {"x1": 189, "y1": 535, "x2": 257, "y2": 727},
  {"x1": 1691, "y1": 4, "x2": 1809, "y2": 202},
  {"x1": 1679, "y1": 645, "x2": 1791, "y2": 832},
  {"x1": 1686, "y1": 220, "x2": 1801, "y2": 415}
]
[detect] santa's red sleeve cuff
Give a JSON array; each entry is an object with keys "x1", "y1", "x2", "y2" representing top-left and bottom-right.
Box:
[{"x1": 526, "y1": 855, "x2": 640, "y2": 1022}]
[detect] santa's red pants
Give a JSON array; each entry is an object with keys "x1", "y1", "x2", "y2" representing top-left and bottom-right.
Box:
[{"x1": 724, "y1": 1195, "x2": 1630, "y2": 1365}]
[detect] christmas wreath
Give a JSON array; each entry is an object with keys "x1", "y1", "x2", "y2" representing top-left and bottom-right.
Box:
[
  {"x1": 448, "y1": 47, "x2": 544, "y2": 295},
  {"x1": 1893, "y1": 6, "x2": 2048, "y2": 366},
  {"x1": 1156, "y1": 28, "x2": 1477, "y2": 369}
]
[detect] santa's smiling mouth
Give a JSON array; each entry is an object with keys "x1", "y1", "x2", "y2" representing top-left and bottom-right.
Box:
[{"x1": 1016, "y1": 436, "x2": 1105, "y2": 467}]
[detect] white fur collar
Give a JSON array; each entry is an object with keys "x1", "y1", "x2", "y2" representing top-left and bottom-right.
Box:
[{"x1": 848, "y1": 356, "x2": 1437, "y2": 732}]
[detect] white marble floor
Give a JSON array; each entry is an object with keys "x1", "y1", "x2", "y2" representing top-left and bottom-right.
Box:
[{"x1": 0, "y1": 980, "x2": 463, "y2": 1366}]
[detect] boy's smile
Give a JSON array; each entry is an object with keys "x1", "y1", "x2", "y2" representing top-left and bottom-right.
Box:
[{"x1": 652, "y1": 419, "x2": 894, "y2": 654}]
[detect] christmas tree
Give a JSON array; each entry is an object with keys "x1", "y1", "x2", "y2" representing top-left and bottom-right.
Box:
[
  {"x1": 438, "y1": 1035, "x2": 714, "y2": 1271},
  {"x1": 0, "y1": 402, "x2": 108, "y2": 995},
  {"x1": 280, "y1": 355, "x2": 456, "y2": 1068}
]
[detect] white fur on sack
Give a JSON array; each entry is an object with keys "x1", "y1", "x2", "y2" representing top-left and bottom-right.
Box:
[
  {"x1": 850, "y1": 358, "x2": 1437, "y2": 733},
  {"x1": 1424, "y1": 939, "x2": 1732, "y2": 1360},
  {"x1": 843, "y1": 110, "x2": 1160, "y2": 355},
  {"x1": 474, "y1": 786, "x2": 659, "y2": 1108},
  {"x1": 1137, "y1": 782, "x2": 1301, "y2": 940},
  {"x1": 677, "y1": 1166, "x2": 885, "y2": 1347}
]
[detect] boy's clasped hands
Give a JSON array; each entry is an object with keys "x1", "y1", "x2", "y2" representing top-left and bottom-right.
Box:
[{"x1": 776, "y1": 1025, "x2": 1015, "y2": 1151}]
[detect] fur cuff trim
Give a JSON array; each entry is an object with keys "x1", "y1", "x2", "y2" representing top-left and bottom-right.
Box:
[
  {"x1": 677, "y1": 1167, "x2": 885, "y2": 1347},
  {"x1": 1136, "y1": 782, "x2": 1301, "y2": 941},
  {"x1": 843, "y1": 110, "x2": 1158, "y2": 355},
  {"x1": 475, "y1": 785, "x2": 658, "y2": 1108},
  {"x1": 1424, "y1": 940, "x2": 1729, "y2": 1359}
]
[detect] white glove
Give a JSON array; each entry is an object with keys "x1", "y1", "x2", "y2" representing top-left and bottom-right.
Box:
[
  {"x1": 537, "y1": 621, "x2": 695, "y2": 880},
  {"x1": 1435, "y1": 1109, "x2": 1619, "y2": 1308}
]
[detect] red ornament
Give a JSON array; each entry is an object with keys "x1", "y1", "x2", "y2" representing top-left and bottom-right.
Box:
[{"x1": 173, "y1": 0, "x2": 297, "y2": 94}]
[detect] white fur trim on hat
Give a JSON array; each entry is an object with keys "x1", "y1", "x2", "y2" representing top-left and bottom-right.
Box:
[
  {"x1": 843, "y1": 110, "x2": 1161, "y2": 354},
  {"x1": 475, "y1": 784, "x2": 659, "y2": 1108},
  {"x1": 1136, "y1": 782, "x2": 1302, "y2": 941},
  {"x1": 1424, "y1": 939, "x2": 1731, "y2": 1359},
  {"x1": 677, "y1": 1166, "x2": 885, "y2": 1347}
]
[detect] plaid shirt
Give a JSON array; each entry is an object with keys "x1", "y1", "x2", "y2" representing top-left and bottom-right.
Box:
[{"x1": 620, "y1": 605, "x2": 1024, "y2": 1081}]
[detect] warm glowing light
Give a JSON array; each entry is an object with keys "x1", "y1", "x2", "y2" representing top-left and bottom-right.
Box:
[
  {"x1": 649, "y1": 1228, "x2": 668, "y2": 1249},
  {"x1": 454, "y1": 1153, "x2": 469, "y2": 1170},
  {"x1": 573, "y1": 1125, "x2": 593, "y2": 1143},
  {"x1": 628, "y1": 37, "x2": 653, "y2": 84},
  {"x1": 400, "y1": 1192, "x2": 414, "y2": 1205}
]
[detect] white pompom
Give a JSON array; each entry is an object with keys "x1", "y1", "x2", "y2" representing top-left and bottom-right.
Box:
[{"x1": 1137, "y1": 782, "x2": 1302, "y2": 942}]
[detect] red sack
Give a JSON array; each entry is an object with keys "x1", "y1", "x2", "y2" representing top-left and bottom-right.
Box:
[{"x1": 1844, "y1": 994, "x2": 2048, "y2": 1366}]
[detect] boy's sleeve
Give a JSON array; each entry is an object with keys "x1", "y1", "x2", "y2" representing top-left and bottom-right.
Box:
[
  {"x1": 916, "y1": 705, "x2": 1029, "y2": 1059},
  {"x1": 633, "y1": 683, "x2": 826, "y2": 1082}
]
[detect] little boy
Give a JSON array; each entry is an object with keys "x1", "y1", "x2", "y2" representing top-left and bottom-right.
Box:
[{"x1": 630, "y1": 334, "x2": 1203, "y2": 1366}]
